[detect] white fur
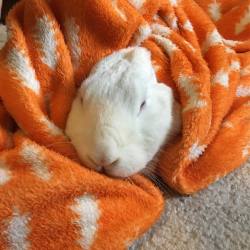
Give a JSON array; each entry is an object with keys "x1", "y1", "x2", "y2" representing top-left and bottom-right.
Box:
[
  {"x1": 0, "y1": 159, "x2": 11, "y2": 185},
  {"x1": 170, "y1": 0, "x2": 178, "y2": 7},
  {"x1": 184, "y1": 40, "x2": 195, "y2": 52},
  {"x1": 132, "y1": 24, "x2": 152, "y2": 46},
  {"x1": 21, "y1": 143, "x2": 52, "y2": 181},
  {"x1": 235, "y1": 6, "x2": 250, "y2": 35},
  {"x1": 230, "y1": 60, "x2": 240, "y2": 71},
  {"x1": 178, "y1": 75, "x2": 207, "y2": 112},
  {"x1": 223, "y1": 38, "x2": 239, "y2": 47},
  {"x1": 240, "y1": 65, "x2": 250, "y2": 76},
  {"x1": 111, "y1": 0, "x2": 127, "y2": 21},
  {"x1": 40, "y1": 116, "x2": 63, "y2": 136},
  {"x1": 7, "y1": 48, "x2": 40, "y2": 95},
  {"x1": 202, "y1": 29, "x2": 223, "y2": 54},
  {"x1": 34, "y1": 16, "x2": 58, "y2": 69},
  {"x1": 71, "y1": 195, "x2": 100, "y2": 250},
  {"x1": 6, "y1": 208, "x2": 30, "y2": 250},
  {"x1": 153, "y1": 35, "x2": 178, "y2": 57},
  {"x1": 208, "y1": 2, "x2": 222, "y2": 22},
  {"x1": 151, "y1": 23, "x2": 171, "y2": 37},
  {"x1": 183, "y1": 20, "x2": 194, "y2": 32},
  {"x1": 189, "y1": 141, "x2": 206, "y2": 161},
  {"x1": 222, "y1": 121, "x2": 234, "y2": 128},
  {"x1": 153, "y1": 14, "x2": 160, "y2": 21},
  {"x1": 66, "y1": 47, "x2": 181, "y2": 177},
  {"x1": 164, "y1": 14, "x2": 178, "y2": 30},
  {"x1": 212, "y1": 70, "x2": 229, "y2": 87},
  {"x1": 225, "y1": 46, "x2": 235, "y2": 54},
  {"x1": 128, "y1": 0, "x2": 145, "y2": 9},
  {"x1": 236, "y1": 85, "x2": 250, "y2": 97},
  {"x1": 242, "y1": 143, "x2": 250, "y2": 158},
  {"x1": 64, "y1": 18, "x2": 81, "y2": 70}
]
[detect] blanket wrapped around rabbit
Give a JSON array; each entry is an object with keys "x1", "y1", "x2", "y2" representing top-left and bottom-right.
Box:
[{"x1": 0, "y1": 0, "x2": 249, "y2": 249}]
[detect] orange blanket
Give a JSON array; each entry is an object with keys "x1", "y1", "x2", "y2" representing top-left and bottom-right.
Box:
[{"x1": 0, "y1": 0, "x2": 249, "y2": 249}]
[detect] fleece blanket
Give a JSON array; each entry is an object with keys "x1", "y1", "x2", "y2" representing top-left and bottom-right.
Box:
[{"x1": 0, "y1": 0, "x2": 249, "y2": 249}]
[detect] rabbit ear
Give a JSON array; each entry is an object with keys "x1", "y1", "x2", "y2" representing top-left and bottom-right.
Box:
[
  {"x1": 80, "y1": 48, "x2": 132, "y2": 93},
  {"x1": 90, "y1": 47, "x2": 135, "y2": 74},
  {"x1": 90, "y1": 47, "x2": 156, "y2": 84},
  {"x1": 80, "y1": 47, "x2": 157, "y2": 105},
  {"x1": 124, "y1": 47, "x2": 158, "y2": 87},
  {"x1": 84, "y1": 47, "x2": 157, "y2": 87}
]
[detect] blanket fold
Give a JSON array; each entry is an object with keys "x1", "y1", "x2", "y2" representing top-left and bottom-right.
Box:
[{"x1": 0, "y1": 0, "x2": 249, "y2": 248}]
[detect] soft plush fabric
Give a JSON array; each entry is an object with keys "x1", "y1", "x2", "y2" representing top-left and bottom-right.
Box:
[
  {"x1": 0, "y1": 0, "x2": 249, "y2": 249},
  {"x1": 145, "y1": 0, "x2": 250, "y2": 194},
  {"x1": 0, "y1": 2, "x2": 164, "y2": 249}
]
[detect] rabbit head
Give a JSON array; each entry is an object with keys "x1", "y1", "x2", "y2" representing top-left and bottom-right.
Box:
[{"x1": 65, "y1": 47, "x2": 181, "y2": 178}]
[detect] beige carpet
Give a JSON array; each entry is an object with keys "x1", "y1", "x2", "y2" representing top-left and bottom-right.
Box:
[
  {"x1": 131, "y1": 158, "x2": 250, "y2": 250},
  {"x1": 0, "y1": 24, "x2": 6, "y2": 49}
]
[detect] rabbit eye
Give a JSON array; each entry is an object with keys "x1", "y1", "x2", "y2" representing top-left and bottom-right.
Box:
[{"x1": 140, "y1": 100, "x2": 146, "y2": 112}]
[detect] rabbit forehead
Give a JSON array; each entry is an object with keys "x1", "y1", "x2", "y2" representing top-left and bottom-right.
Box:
[{"x1": 81, "y1": 47, "x2": 156, "y2": 108}]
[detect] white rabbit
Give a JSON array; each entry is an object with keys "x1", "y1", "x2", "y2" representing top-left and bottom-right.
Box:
[{"x1": 65, "y1": 47, "x2": 181, "y2": 178}]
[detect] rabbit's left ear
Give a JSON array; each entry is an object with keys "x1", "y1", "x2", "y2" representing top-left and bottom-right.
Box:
[{"x1": 124, "y1": 47, "x2": 158, "y2": 86}]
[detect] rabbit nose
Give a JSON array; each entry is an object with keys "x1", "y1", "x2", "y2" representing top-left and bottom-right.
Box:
[
  {"x1": 98, "y1": 157, "x2": 119, "y2": 169},
  {"x1": 101, "y1": 158, "x2": 119, "y2": 169},
  {"x1": 88, "y1": 156, "x2": 119, "y2": 168}
]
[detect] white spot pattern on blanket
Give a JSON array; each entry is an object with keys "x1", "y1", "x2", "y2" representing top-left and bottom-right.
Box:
[
  {"x1": 189, "y1": 141, "x2": 206, "y2": 161},
  {"x1": 7, "y1": 48, "x2": 40, "y2": 95},
  {"x1": 164, "y1": 13, "x2": 178, "y2": 30},
  {"x1": 202, "y1": 29, "x2": 223, "y2": 54},
  {"x1": 111, "y1": 0, "x2": 127, "y2": 21},
  {"x1": 178, "y1": 75, "x2": 207, "y2": 112},
  {"x1": 64, "y1": 18, "x2": 81, "y2": 71},
  {"x1": 6, "y1": 208, "x2": 30, "y2": 250},
  {"x1": 170, "y1": 0, "x2": 178, "y2": 7},
  {"x1": 240, "y1": 65, "x2": 250, "y2": 76},
  {"x1": 230, "y1": 60, "x2": 240, "y2": 71},
  {"x1": 132, "y1": 23, "x2": 152, "y2": 46},
  {"x1": 208, "y1": 1, "x2": 222, "y2": 22},
  {"x1": 151, "y1": 23, "x2": 171, "y2": 37},
  {"x1": 212, "y1": 70, "x2": 229, "y2": 87},
  {"x1": 71, "y1": 194, "x2": 100, "y2": 250},
  {"x1": 0, "y1": 159, "x2": 11, "y2": 185},
  {"x1": 235, "y1": 6, "x2": 250, "y2": 35},
  {"x1": 236, "y1": 85, "x2": 250, "y2": 97},
  {"x1": 152, "y1": 60, "x2": 161, "y2": 73},
  {"x1": 128, "y1": 0, "x2": 145, "y2": 9},
  {"x1": 34, "y1": 16, "x2": 58, "y2": 70},
  {"x1": 222, "y1": 121, "x2": 234, "y2": 128},
  {"x1": 21, "y1": 143, "x2": 52, "y2": 181},
  {"x1": 223, "y1": 38, "x2": 240, "y2": 47},
  {"x1": 242, "y1": 143, "x2": 250, "y2": 158},
  {"x1": 153, "y1": 35, "x2": 178, "y2": 57},
  {"x1": 40, "y1": 116, "x2": 63, "y2": 136},
  {"x1": 183, "y1": 20, "x2": 194, "y2": 32},
  {"x1": 225, "y1": 46, "x2": 235, "y2": 54}
]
